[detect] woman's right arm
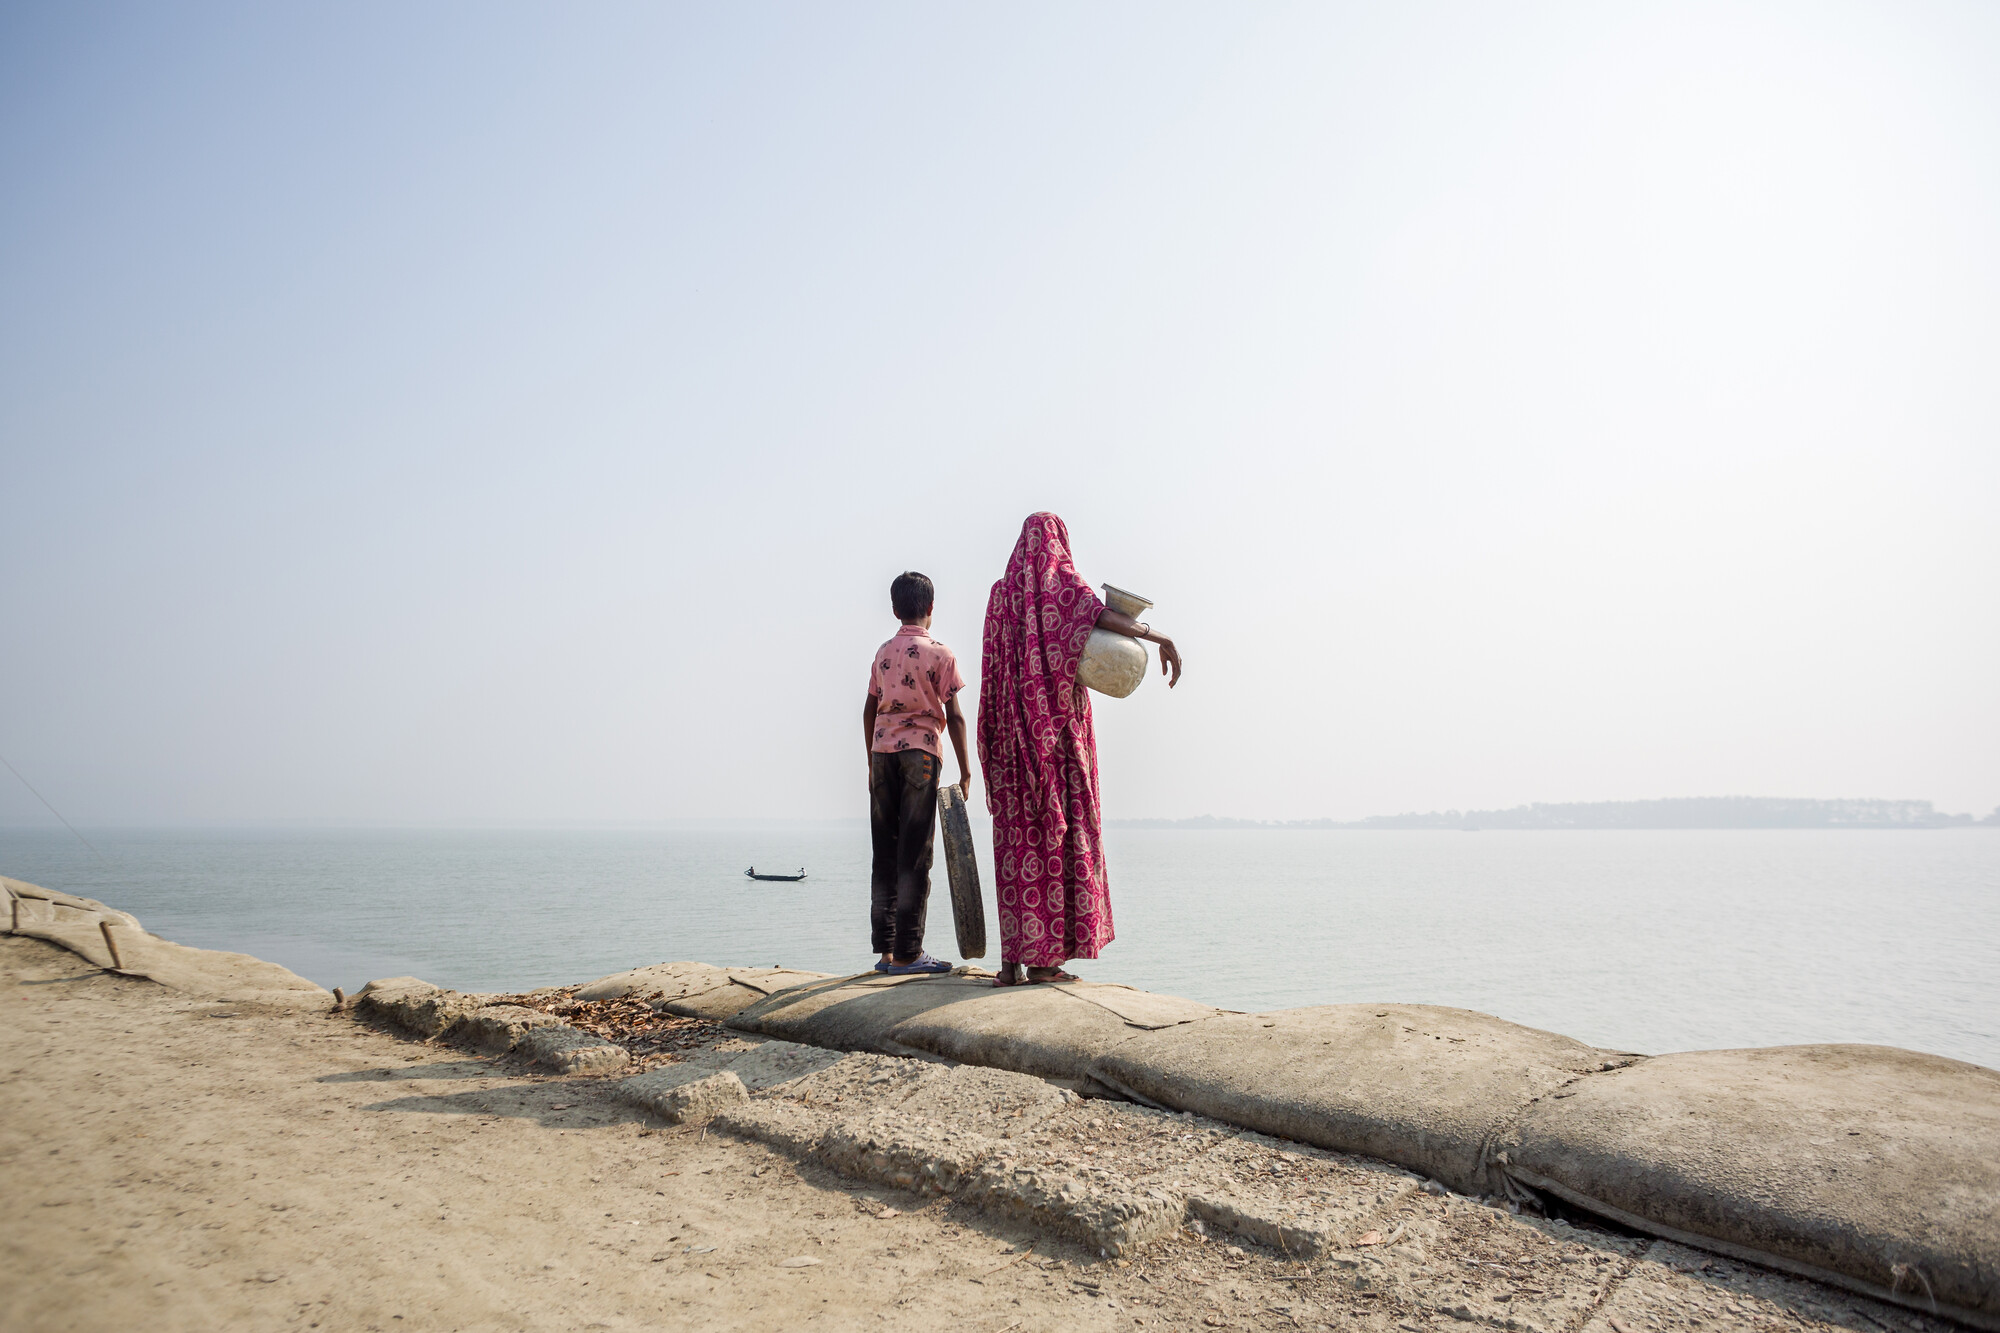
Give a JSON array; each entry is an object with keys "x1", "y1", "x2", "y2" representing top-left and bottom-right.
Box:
[{"x1": 1095, "y1": 608, "x2": 1183, "y2": 687}]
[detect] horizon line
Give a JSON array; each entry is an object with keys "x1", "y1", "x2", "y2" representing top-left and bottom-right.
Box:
[{"x1": 2, "y1": 794, "x2": 1996, "y2": 833}]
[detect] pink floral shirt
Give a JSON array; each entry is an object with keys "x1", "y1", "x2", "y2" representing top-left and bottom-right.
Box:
[{"x1": 868, "y1": 625, "x2": 965, "y2": 756}]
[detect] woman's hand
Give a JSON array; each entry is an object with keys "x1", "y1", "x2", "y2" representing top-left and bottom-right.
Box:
[{"x1": 1095, "y1": 608, "x2": 1184, "y2": 688}]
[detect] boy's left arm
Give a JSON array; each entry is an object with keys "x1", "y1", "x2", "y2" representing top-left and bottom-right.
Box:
[
  {"x1": 863, "y1": 693, "x2": 879, "y2": 789},
  {"x1": 944, "y1": 696, "x2": 972, "y2": 800}
]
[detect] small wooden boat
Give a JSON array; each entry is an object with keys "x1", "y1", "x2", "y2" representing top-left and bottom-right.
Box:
[{"x1": 744, "y1": 867, "x2": 808, "y2": 882}]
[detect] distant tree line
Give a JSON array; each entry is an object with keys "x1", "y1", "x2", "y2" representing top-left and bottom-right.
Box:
[{"x1": 1112, "y1": 797, "x2": 2000, "y2": 831}]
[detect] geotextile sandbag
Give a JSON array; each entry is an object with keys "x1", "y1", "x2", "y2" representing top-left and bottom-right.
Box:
[
  {"x1": 5, "y1": 878, "x2": 328, "y2": 1006},
  {"x1": 574, "y1": 961, "x2": 834, "y2": 1021},
  {"x1": 1090, "y1": 1003, "x2": 1631, "y2": 1195},
  {"x1": 4, "y1": 881, "x2": 143, "y2": 969},
  {"x1": 1495, "y1": 1044, "x2": 2000, "y2": 1329},
  {"x1": 611, "y1": 1040, "x2": 842, "y2": 1110},
  {"x1": 8, "y1": 898, "x2": 119, "y2": 968},
  {"x1": 726, "y1": 973, "x2": 990, "y2": 1051},
  {"x1": 515, "y1": 1024, "x2": 629, "y2": 1074},
  {"x1": 710, "y1": 1100, "x2": 1185, "y2": 1258},
  {"x1": 456, "y1": 1004, "x2": 564, "y2": 1054},
  {"x1": 614, "y1": 1069, "x2": 749, "y2": 1124},
  {"x1": 729, "y1": 975, "x2": 1219, "y2": 1088},
  {"x1": 111, "y1": 933, "x2": 331, "y2": 1007},
  {"x1": 2, "y1": 878, "x2": 139, "y2": 924},
  {"x1": 708, "y1": 1039, "x2": 845, "y2": 1090},
  {"x1": 657, "y1": 969, "x2": 826, "y2": 1019},
  {"x1": 356, "y1": 977, "x2": 488, "y2": 1037},
  {"x1": 575, "y1": 961, "x2": 734, "y2": 1003},
  {"x1": 887, "y1": 983, "x2": 1220, "y2": 1087}
]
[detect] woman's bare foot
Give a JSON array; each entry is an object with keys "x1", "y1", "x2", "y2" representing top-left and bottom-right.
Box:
[{"x1": 992, "y1": 962, "x2": 1023, "y2": 987}]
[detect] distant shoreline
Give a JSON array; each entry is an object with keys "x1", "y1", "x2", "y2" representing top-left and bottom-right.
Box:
[
  {"x1": 1111, "y1": 797, "x2": 2000, "y2": 831},
  {"x1": 2, "y1": 796, "x2": 1995, "y2": 834}
]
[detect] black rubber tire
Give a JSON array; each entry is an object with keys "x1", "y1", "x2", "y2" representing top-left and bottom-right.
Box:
[{"x1": 936, "y1": 784, "x2": 987, "y2": 959}]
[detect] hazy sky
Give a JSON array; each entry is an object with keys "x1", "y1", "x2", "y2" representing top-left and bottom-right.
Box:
[{"x1": 3, "y1": 1, "x2": 1995, "y2": 825}]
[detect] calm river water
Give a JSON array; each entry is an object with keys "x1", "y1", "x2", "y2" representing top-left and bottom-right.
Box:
[{"x1": 3, "y1": 825, "x2": 1995, "y2": 1069}]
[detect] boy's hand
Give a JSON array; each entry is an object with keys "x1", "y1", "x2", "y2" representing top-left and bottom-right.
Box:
[{"x1": 957, "y1": 774, "x2": 974, "y2": 802}]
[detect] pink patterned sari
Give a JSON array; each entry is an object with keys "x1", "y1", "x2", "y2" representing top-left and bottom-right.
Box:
[{"x1": 977, "y1": 513, "x2": 1111, "y2": 968}]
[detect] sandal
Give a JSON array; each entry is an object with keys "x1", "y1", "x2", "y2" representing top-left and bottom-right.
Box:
[
  {"x1": 884, "y1": 952, "x2": 952, "y2": 976},
  {"x1": 991, "y1": 964, "x2": 1023, "y2": 988},
  {"x1": 1025, "y1": 968, "x2": 1080, "y2": 985}
]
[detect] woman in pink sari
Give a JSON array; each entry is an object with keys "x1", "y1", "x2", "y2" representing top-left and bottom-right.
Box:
[{"x1": 978, "y1": 513, "x2": 1183, "y2": 986}]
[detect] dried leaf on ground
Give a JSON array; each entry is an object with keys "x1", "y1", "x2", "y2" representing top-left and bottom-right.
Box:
[{"x1": 489, "y1": 986, "x2": 729, "y2": 1070}]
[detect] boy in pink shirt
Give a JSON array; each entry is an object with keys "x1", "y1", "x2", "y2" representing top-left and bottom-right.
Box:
[{"x1": 862, "y1": 571, "x2": 971, "y2": 975}]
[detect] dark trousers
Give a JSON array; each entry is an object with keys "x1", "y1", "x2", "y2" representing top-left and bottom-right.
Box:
[{"x1": 869, "y1": 748, "x2": 940, "y2": 959}]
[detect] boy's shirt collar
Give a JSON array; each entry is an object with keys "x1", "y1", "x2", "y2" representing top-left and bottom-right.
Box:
[{"x1": 895, "y1": 624, "x2": 929, "y2": 638}]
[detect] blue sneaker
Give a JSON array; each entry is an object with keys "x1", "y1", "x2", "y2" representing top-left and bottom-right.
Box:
[
  {"x1": 884, "y1": 953, "x2": 952, "y2": 976},
  {"x1": 872, "y1": 958, "x2": 892, "y2": 973}
]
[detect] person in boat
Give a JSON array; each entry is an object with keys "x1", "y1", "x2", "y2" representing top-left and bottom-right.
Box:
[
  {"x1": 862, "y1": 571, "x2": 972, "y2": 976},
  {"x1": 979, "y1": 513, "x2": 1182, "y2": 987}
]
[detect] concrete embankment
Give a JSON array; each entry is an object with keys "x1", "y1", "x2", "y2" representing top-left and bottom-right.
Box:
[
  {"x1": 359, "y1": 953, "x2": 2000, "y2": 1328},
  {"x1": 617, "y1": 962, "x2": 2000, "y2": 1329},
  {"x1": 6, "y1": 876, "x2": 1994, "y2": 1330}
]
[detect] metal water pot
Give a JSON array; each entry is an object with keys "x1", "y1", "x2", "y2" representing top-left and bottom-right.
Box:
[{"x1": 1077, "y1": 584, "x2": 1154, "y2": 698}]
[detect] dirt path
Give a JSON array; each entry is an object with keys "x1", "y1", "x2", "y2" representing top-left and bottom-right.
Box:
[
  {"x1": 1, "y1": 934, "x2": 1953, "y2": 1333},
  {"x1": 0, "y1": 935, "x2": 1157, "y2": 1332}
]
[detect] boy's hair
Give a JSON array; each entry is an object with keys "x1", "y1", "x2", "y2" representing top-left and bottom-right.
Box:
[{"x1": 890, "y1": 571, "x2": 935, "y2": 621}]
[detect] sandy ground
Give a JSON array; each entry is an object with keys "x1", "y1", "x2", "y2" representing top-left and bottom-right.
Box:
[
  {"x1": 0, "y1": 932, "x2": 1343, "y2": 1332},
  {"x1": 0, "y1": 934, "x2": 1961, "y2": 1333}
]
